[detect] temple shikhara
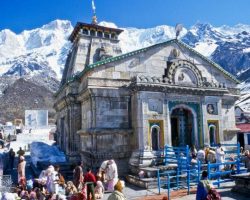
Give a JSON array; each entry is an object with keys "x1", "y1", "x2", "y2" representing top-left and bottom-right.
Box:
[{"x1": 54, "y1": 5, "x2": 240, "y2": 175}]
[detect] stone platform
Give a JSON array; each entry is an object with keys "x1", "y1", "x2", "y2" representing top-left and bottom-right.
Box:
[
  {"x1": 126, "y1": 164, "x2": 180, "y2": 189},
  {"x1": 231, "y1": 173, "x2": 250, "y2": 195}
]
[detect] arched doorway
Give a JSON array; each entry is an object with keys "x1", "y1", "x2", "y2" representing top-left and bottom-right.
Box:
[
  {"x1": 207, "y1": 121, "x2": 219, "y2": 145},
  {"x1": 170, "y1": 107, "x2": 195, "y2": 146},
  {"x1": 209, "y1": 125, "x2": 216, "y2": 146},
  {"x1": 151, "y1": 125, "x2": 160, "y2": 151}
]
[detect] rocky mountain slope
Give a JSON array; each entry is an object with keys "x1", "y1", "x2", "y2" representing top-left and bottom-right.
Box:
[
  {"x1": 0, "y1": 78, "x2": 55, "y2": 122},
  {"x1": 0, "y1": 20, "x2": 250, "y2": 121}
]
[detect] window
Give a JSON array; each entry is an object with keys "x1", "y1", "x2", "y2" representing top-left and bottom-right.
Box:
[
  {"x1": 111, "y1": 33, "x2": 116, "y2": 39},
  {"x1": 82, "y1": 29, "x2": 88, "y2": 35},
  {"x1": 104, "y1": 32, "x2": 109, "y2": 38},
  {"x1": 97, "y1": 31, "x2": 103, "y2": 37},
  {"x1": 90, "y1": 30, "x2": 95, "y2": 36}
]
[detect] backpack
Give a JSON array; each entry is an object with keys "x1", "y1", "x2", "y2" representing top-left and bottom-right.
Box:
[{"x1": 206, "y1": 188, "x2": 221, "y2": 200}]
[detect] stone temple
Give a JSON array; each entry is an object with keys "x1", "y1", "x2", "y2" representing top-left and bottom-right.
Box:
[{"x1": 54, "y1": 20, "x2": 240, "y2": 174}]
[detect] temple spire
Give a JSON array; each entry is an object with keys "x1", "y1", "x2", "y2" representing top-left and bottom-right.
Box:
[{"x1": 91, "y1": 0, "x2": 97, "y2": 24}]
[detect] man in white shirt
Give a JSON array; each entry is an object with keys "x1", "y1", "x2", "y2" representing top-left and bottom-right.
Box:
[{"x1": 215, "y1": 143, "x2": 225, "y2": 171}]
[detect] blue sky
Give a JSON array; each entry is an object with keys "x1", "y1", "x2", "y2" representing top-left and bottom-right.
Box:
[{"x1": 1, "y1": 0, "x2": 250, "y2": 33}]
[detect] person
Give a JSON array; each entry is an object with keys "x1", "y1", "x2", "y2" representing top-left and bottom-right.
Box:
[
  {"x1": 240, "y1": 146, "x2": 244, "y2": 155},
  {"x1": 94, "y1": 180, "x2": 104, "y2": 199},
  {"x1": 46, "y1": 165, "x2": 59, "y2": 194},
  {"x1": 107, "y1": 180, "x2": 126, "y2": 200},
  {"x1": 196, "y1": 171, "x2": 213, "y2": 200},
  {"x1": 0, "y1": 130, "x2": 3, "y2": 140},
  {"x1": 73, "y1": 161, "x2": 83, "y2": 190},
  {"x1": 205, "y1": 146, "x2": 216, "y2": 163},
  {"x1": 55, "y1": 165, "x2": 65, "y2": 188},
  {"x1": 54, "y1": 165, "x2": 64, "y2": 194},
  {"x1": 33, "y1": 169, "x2": 48, "y2": 191},
  {"x1": 215, "y1": 143, "x2": 225, "y2": 171},
  {"x1": 98, "y1": 160, "x2": 109, "y2": 182},
  {"x1": 29, "y1": 188, "x2": 37, "y2": 200},
  {"x1": 35, "y1": 188, "x2": 46, "y2": 200},
  {"x1": 189, "y1": 144, "x2": 197, "y2": 158},
  {"x1": 17, "y1": 147, "x2": 25, "y2": 160},
  {"x1": 84, "y1": 168, "x2": 96, "y2": 200},
  {"x1": 17, "y1": 156, "x2": 26, "y2": 186},
  {"x1": 9, "y1": 148, "x2": 15, "y2": 170},
  {"x1": 106, "y1": 160, "x2": 118, "y2": 192},
  {"x1": 65, "y1": 181, "x2": 78, "y2": 197},
  {"x1": 242, "y1": 151, "x2": 250, "y2": 172},
  {"x1": 197, "y1": 147, "x2": 205, "y2": 163}
]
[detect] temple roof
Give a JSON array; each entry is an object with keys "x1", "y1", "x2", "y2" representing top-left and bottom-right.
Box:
[
  {"x1": 69, "y1": 22, "x2": 123, "y2": 42},
  {"x1": 55, "y1": 39, "x2": 240, "y2": 96},
  {"x1": 77, "y1": 39, "x2": 240, "y2": 83}
]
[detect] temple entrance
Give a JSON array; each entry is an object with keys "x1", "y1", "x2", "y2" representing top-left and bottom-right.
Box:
[{"x1": 171, "y1": 107, "x2": 194, "y2": 146}]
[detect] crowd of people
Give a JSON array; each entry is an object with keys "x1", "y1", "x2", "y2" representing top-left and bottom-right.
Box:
[
  {"x1": 5, "y1": 154, "x2": 126, "y2": 200},
  {"x1": 4, "y1": 144, "x2": 250, "y2": 200},
  {"x1": 189, "y1": 143, "x2": 250, "y2": 172},
  {"x1": 190, "y1": 143, "x2": 225, "y2": 166}
]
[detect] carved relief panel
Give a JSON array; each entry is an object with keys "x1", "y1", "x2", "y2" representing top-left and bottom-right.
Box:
[{"x1": 148, "y1": 99, "x2": 163, "y2": 114}]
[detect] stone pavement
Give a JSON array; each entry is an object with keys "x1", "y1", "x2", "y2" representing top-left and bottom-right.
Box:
[{"x1": 102, "y1": 182, "x2": 249, "y2": 200}]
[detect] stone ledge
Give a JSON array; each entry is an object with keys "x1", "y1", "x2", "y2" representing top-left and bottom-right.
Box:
[{"x1": 77, "y1": 128, "x2": 133, "y2": 135}]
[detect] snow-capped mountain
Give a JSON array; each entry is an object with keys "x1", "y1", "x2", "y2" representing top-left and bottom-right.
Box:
[
  {"x1": 1, "y1": 20, "x2": 250, "y2": 112},
  {"x1": 1, "y1": 20, "x2": 250, "y2": 81},
  {"x1": 0, "y1": 20, "x2": 73, "y2": 80}
]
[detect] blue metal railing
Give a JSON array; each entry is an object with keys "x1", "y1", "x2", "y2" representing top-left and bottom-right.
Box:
[
  {"x1": 157, "y1": 143, "x2": 246, "y2": 198},
  {"x1": 207, "y1": 142, "x2": 245, "y2": 188},
  {"x1": 157, "y1": 162, "x2": 201, "y2": 199}
]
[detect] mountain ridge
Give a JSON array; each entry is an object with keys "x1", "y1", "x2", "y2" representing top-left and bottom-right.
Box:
[{"x1": 1, "y1": 19, "x2": 250, "y2": 81}]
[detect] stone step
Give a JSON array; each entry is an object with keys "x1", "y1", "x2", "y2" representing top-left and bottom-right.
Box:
[{"x1": 126, "y1": 173, "x2": 191, "y2": 189}]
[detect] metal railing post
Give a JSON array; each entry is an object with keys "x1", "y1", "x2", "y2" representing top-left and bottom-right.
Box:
[
  {"x1": 217, "y1": 163, "x2": 221, "y2": 188},
  {"x1": 157, "y1": 169, "x2": 161, "y2": 194},
  {"x1": 186, "y1": 145, "x2": 189, "y2": 170},
  {"x1": 198, "y1": 160, "x2": 201, "y2": 183},
  {"x1": 208, "y1": 162, "x2": 211, "y2": 180},
  {"x1": 177, "y1": 149, "x2": 180, "y2": 189},
  {"x1": 187, "y1": 169, "x2": 190, "y2": 195},
  {"x1": 237, "y1": 142, "x2": 240, "y2": 174},
  {"x1": 167, "y1": 173, "x2": 170, "y2": 199}
]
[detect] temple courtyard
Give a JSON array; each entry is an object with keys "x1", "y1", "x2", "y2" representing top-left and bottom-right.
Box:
[{"x1": 102, "y1": 182, "x2": 249, "y2": 200}]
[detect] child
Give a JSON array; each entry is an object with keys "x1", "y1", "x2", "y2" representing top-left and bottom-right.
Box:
[{"x1": 94, "y1": 181, "x2": 104, "y2": 199}]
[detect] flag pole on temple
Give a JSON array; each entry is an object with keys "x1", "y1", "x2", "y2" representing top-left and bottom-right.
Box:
[{"x1": 91, "y1": 0, "x2": 97, "y2": 24}]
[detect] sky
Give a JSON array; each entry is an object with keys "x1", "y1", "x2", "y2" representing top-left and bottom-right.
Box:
[{"x1": 1, "y1": 0, "x2": 250, "y2": 33}]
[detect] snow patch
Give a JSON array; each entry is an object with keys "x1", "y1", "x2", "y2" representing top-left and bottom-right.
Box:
[
  {"x1": 98, "y1": 21, "x2": 118, "y2": 29},
  {"x1": 194, "y1": 42, "x2": 218, "y2": 57}
]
